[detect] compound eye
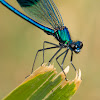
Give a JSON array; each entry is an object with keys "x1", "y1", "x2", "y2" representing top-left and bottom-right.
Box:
[{"x1": 76, "y1": 41, "x2": 83, "y2": 49}]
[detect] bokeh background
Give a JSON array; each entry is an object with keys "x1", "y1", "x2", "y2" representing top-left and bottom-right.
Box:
[{"x1": 0, "y1": 0, "x2": 100, "y2": 100}]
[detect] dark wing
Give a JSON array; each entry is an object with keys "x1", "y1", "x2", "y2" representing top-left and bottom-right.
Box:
[{"x1": 17, "y1": 0, "x2": 64, "y2": 29}]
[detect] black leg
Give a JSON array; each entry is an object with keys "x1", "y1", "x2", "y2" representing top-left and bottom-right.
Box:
[
  {"x1": 48, "y1": 47, "x2": 63, "y2": 65},
  {"x1": 70, "y1": 52, "x2": 76, "y2": 71},
  {"x1": 56, "y1": 49, "x2": 69, "y2": 80},
  {"x1": 42, "y1": 41, "x2": 59, "y2": 64},
  {"x1": 61, "y1": 49, "x2": 69, "y2": 67},
  {"x1": 31, "y1": 46, "x2": 59, "y2": 74}
]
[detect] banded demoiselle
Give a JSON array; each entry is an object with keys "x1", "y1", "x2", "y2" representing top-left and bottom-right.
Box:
[{"x1": 0, "y1": 0, "x2": 83, "y2": 79}]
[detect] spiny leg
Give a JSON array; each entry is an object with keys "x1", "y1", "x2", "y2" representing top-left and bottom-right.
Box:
[
  {"x1": 61, "y1": 49, "x2": 69, "y2": 67},
  {"x1": 70, "y1": 52, "x2": 76, "y2": 71},
  {"x1": 48, "y1": 47, "x2": 63, "y2": 65},
  {"x1": 25, "y1": 46, "x2": 59, "y2": 78},
  {"x1": 31, "y1": 46, "x2": 59, "y2": 74},
  {"x1": 42, "y1": 41, "x2": 59, "y2": 64},
  {"x1": 56, "y1": 49, "x2": 69, "y2": 80}
]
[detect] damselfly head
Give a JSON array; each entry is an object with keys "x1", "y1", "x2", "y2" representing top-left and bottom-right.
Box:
[{"x1": 69, "y1": 41, "x2": 83, "y2": 54}]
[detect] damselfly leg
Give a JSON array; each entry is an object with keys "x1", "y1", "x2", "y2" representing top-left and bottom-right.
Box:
[
  {"x1": 42, "y1": 41, "x2": 59, "y2": 65},
  {"x1": 48, "y1": 47, "x2": 63, "y2": 65},
  {"x1": 56, "y1": 49, "x2": 69, "y2": 80},
  {"x1": 31, "y1": 41, "x2": 60, "y2": 74},
  {"x1": 70, "y1": 52, "x2": 76, "y2": 71},
  {"x1": 25, "y1": 45, "x2": 59, "y2": 78}
]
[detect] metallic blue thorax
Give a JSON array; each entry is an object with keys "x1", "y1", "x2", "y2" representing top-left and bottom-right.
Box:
[{"x1": 54, "y1": 27, "x2": 71, "y2": 44}]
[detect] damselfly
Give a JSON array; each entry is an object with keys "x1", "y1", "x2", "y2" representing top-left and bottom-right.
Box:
[{"x1": 0, "y1": 0, "x2": 83, "y2": 79}]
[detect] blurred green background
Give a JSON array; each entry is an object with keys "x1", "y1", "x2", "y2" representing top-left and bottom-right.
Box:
[{"x1": 0, "y1": 0, "x2": 100, "y2": 100}]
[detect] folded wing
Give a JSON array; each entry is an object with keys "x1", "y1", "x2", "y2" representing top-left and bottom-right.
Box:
[{"x1": 17, "y1": 0, "x2": 64, "y2": 29}]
